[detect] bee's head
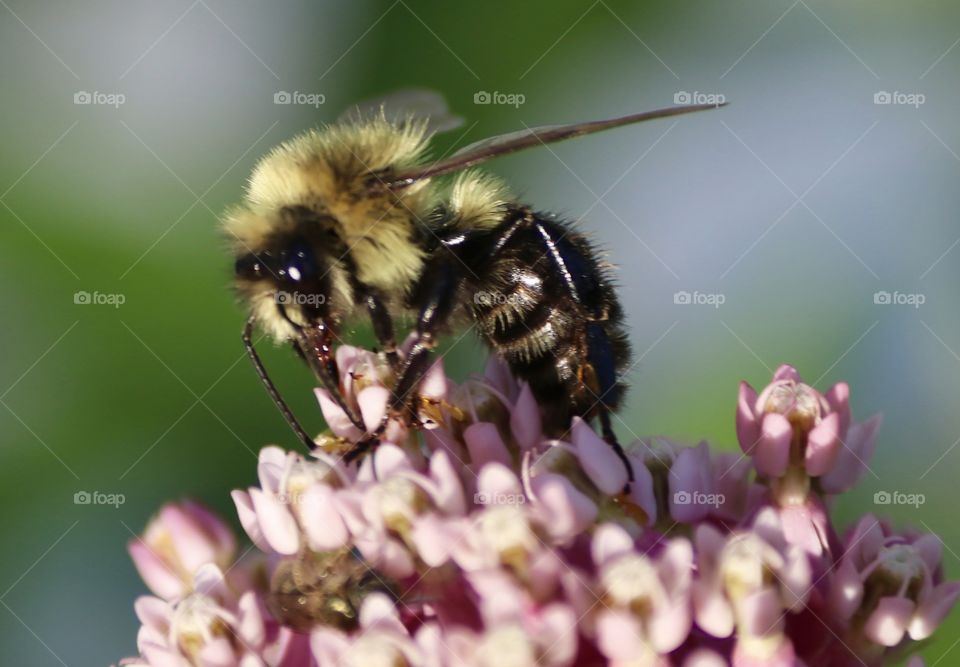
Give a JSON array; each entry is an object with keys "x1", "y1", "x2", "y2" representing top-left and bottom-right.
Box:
[{"x1": 227, "y1": 206, "x2": 353, "y2": 342}]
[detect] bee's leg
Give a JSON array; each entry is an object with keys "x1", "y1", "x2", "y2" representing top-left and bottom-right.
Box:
[
  {"x1": 598, "y1": 407, "x2": 634, "y2": 492},
  {"x1": 345, "y1": 259, "x2": 462, "y2": 464},
  {"x1": 296, "y1": 321, "x2": 366, "y2": 432},
  {"x1": 276, "y1": 305, "x2": 365, "y2": 432},
  {"x1": 242, "y1": 316, "x2": 316, "y2": 450},
  {"x1": 364, "y1": 292, "x2": 401, "y2": 372}
]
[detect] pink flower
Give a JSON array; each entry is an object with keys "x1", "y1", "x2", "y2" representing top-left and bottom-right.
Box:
[
  {"x1": 692, "y1": 508, "x2": 811, "y2": 665},
  {"x1": 128, "y1": 500, "x2": 237, "y2": 601},
  {"x1": 830, "y1": 516, "x2": 960, "y2": 649},
  {"x1": 119, "y1": 349, "x2": 957, "y2": 667}
]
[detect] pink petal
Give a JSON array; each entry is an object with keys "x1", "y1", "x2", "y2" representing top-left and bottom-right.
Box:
[
  {"x1": 128, "y1": 540, "x2": 184, "y2": 600},
  {"x1": 159, "y1": 504, "x2": 219, "y2": 574},
  {"x1": 738, "y1": 587, "x2": 784, "y2": 637},
  {"x1": 805, "y1": 412, "x2": 840, "y2": 476},
  {"x1": 539, "y1": 603, "x2": 577, "y2": 665},
  {"x1": 913, "y1": 533, "x2": 943, "y2": 573},
  {"x1": 237, "y1": 591, "x2": 265, "y2": 647},
  {"x1": 772, "y1": 365, "x2": 801, "y2": 382},
  {"x1": 627, "y1": 456, "x2": 657, "y2": 525},
  {"x1": 692, "y1": 581, "x2": 734, "y2": 638},
  {"x1": 249, "y1": 488, "x2": 299, "y2": 555},
  {"x1": 359, "y1": 592, "x2": 404, "y2": 632},
  {"x1": 231, "y1": 490, "x2": 270, "y2": 552},
  {"x1": 418, "y1": 359, "x2": 447, "y2": 400},
  {"x1": 669, "y1": 444, "x2": 712, "y2": 523},
  {"x1": 428, "y1": 449, "x2": 466, "y2": 516},
  {"x1": 572, "y1": 417, "x2": 628, "y2": 494},
  {"x1": 477, "y1": 462, "x2": 522, "y2": 502},
  {"x1": 530, "y1": 472, "x2": 597, "y2": 542},
  {"x1": 510, "y1": 383, "x2": 542, "y2": 450},
  {"x1": 256, "y1": 446, "x2": 289, "y2": 493},
  {"x1": 315, "y1": 388, "x2": 363, "y2": 440},
  {"x1": 649, "y1": 597, "x2": 691, "y2": 653},
  {"x1": 591, "y1": 523, "x2": 635, "y2": 566},
  {"x1": 595, "y1": 610, "x2": 645, "y2": 662},
  {"x1": 755, "y1": 413, "x2": 792, "y2": 477},
  {"x1": 357, "y1": 385, "x2": 391, "y2": 433},
  {"x1": 736, "y1": 382, "x2": 761, "y2": 453},
  {"x1": 683, "y1": 649, "x2": 727, "y2": 667},
  {"x1": 865, "y1": 596, "x2": 916, "y2": 646},
  {"x1": 463, "y1": 422, "x2": 513, "y2": 468},
  {"x1": 779, "y1": 503, "x2": 826, "y2": 558},
  {"x1": 909, "y1": 581, "x2": 960, "y2": 640},
  {"x1": 824, "y1": 382, "x2": 851, "y2": 436},
  {"x1": 410, "y1": 513, "x2": 456, "y2": 567},
  {"x1": 310, "y1": 627, "x2": 350, "y2": 665},
  {"x1": 828, "y1": 557, "x2": 863, "y2": 621},
  {"x1": 820, "y1": 414, "x2": 881, "y2": 494},
  {"x1": 300, "y1": 484, "x2": 348, "y2": 551},
  {"x1": 134, "y1": 596, "x2": 171, "y2": 634}
]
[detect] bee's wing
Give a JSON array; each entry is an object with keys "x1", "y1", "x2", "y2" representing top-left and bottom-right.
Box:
[
  {"x1": 338, "y1": 88, "x2": 464, "y2": 134},
  {"x1": 381, "y1": 102, "x2": 726, "y2": 189}
]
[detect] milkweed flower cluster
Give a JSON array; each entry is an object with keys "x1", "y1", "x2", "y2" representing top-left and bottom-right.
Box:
[{"x1": 119, "y1": 348, "x2": 958, "y2": 667}]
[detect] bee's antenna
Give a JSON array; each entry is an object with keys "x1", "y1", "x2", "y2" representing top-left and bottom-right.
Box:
[{"x1": 242, "y1": 316, "x2": 316, "y2": 450}]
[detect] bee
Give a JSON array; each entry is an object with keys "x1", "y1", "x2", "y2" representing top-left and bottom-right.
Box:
[
  {"x1": 225, "y1": 90, "x2": 723, "y2": 480},
  {"x1": 268, "y1": 547, "x2": 394, "y2": 632}
]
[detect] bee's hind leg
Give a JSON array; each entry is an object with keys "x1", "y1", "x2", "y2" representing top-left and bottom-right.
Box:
[{"x1": 598, "y1": 408, "x2": 634, "y2": 493}]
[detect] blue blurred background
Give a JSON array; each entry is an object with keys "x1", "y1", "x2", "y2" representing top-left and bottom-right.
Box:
[{"x1": 1, "y1": 1, "x2": 958, "y2": 664}]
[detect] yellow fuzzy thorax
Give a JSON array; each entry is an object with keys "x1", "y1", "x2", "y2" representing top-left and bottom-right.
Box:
[{"x1": 227, "y1": 116, "x2": 437, "y2": 293}]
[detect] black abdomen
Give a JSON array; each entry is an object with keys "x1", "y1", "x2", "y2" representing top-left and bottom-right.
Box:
[{"x1": 459, "y1": 208, "x2": 631, "y2": 435}]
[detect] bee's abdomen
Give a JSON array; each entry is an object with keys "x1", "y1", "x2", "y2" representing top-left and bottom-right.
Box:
[{"x1": 463, "y1": 208, "x2": 631, "y2": 434}]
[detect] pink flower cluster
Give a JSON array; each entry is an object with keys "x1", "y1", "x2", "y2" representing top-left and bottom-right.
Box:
[{"x1": 119, "y1": 350, "x2": 958, "y2": 667}]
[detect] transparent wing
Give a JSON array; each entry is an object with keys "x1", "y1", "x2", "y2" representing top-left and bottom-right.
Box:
[
  {"x1": 381, "y1": 102, "x2": 726, "y2": 189},
  {"x1": 338, "y1": 88, "x2": 464, "y2": 134}
]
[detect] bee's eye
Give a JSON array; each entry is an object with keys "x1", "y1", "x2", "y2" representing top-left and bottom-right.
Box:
[
  {"x1": 235, "y1": 253, "x2": 266, "y2": 280},
  {"x1": 282, "y1": 239, "x2": 318, "y2": 283}
]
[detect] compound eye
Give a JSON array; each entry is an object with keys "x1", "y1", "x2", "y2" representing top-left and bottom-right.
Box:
[
  {"x1": 235, "y1": 253, "x2": 266, "y2": 280},
  {"x1": 283, "y1": 238, "x2": 318, "y2": 283}
]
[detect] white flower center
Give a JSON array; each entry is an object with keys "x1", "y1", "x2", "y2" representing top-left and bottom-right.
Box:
[
  {"x1": 762, "y1": 382, "x2": 820, "y2": 427},
  {"x1": 346, "y1": 635, "x2": 408, "y2": 667},
  {"x1": 169, "y1": 593, "x2": 233, "y2": 659},
  {"x1": 601, "y1": 554, "x2": 664, "y2": 610},
  {"x1": 475, "y1": 626, "x2": 536, "y2": 667}
]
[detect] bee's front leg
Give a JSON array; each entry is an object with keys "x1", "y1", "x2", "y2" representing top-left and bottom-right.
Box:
[{"x1": 344, "y1": 257, "x2": 463, "y2": 465}]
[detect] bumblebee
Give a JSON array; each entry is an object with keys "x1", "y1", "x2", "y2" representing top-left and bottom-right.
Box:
[
  {"x1": 268, "y1": 547, "x2": 394, "y2": 632},
  {"x1": 225, "y1": 91, "x2": 723, "y2": 478}
]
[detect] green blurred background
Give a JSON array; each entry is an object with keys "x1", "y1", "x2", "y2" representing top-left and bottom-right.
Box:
[{"x1": 2, "y1": 1, "x2": 959, "y2": 664}]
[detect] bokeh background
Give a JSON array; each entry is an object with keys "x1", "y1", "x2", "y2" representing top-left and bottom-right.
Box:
[{"x1": 2, "y1": 0, "x2": 959, "y2": 663}]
